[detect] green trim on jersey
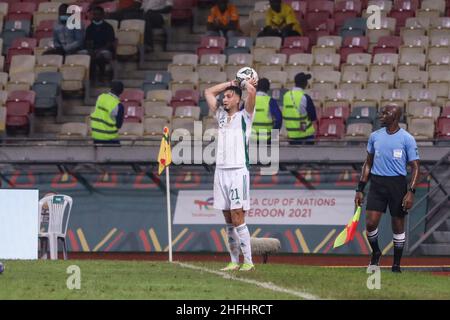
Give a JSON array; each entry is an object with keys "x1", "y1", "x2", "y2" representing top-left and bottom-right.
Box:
[{"x1": 241, "y1": 115, "x2": 250, "y2": 169}]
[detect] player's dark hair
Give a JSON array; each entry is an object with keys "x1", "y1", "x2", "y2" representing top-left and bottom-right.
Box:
[{"x1": 224, "y1": 86, "x2": 242, "y2": 99}]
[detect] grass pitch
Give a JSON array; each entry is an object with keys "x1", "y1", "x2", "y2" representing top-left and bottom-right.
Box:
[{"x1": 0, "y1": 260, "x2": 449, "y2": 300}]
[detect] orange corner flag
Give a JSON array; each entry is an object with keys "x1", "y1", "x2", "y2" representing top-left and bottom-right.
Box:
[
  {"x1": 333, "y1": 206, "x2": 361, "y2": 249},
  {"x1": 158, "y1": 127, "x2": 172, "y2": 175}
]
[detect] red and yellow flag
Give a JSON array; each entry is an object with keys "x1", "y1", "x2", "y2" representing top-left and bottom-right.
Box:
[
  {"x1": 333, "y1": 206, "x2": 361, "y2": 249},
  {"x1": 157, "y1": 127, "x2": 172, "y2": 175}
]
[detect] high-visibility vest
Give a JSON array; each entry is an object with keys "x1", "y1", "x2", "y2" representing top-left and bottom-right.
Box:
[
  {"x1": 90, "y1": 93, "x2": 120, "y2": 141},
  {"x1": 282, "y1": 90, "x2": 315, "y2": 139},
  {"x1": 251, "y1": 95, "x2": 273, "y2": 141}
]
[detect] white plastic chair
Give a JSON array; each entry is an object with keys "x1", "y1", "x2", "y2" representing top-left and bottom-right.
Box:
[{"x1": 38, "y1": 194, "x2": 73, "y2": 260}]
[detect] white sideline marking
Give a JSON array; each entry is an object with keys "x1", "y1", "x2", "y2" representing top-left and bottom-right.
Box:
[{"x1": 175, "y1": 262, "x2": 321, "y2": 300}]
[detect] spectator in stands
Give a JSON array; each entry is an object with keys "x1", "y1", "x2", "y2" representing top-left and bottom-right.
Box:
[
  {"x1": 258, "y1": 0, "x2": 302, "y2": 38},
  {"x1": 282, "y1": 73, "x2": 317, "y2": 145},
  {"x1": 206, "y1": 0, "x2": 241, "y2": 38},
  {"x1": 85, "y1": 7, "x2": 116, "y2": 83},
  {"x1": 252, "y1": 78, "x2": 282, "y2": 143},
  {"x1": 44, "y1": 3, "x2": 85, "y2": 56},
  {"x1": 90, "y1": 81, "x2": 125, "y2": 144},
  {"x1": 91, "y1": 0, "x2": 143, "y2": 20},
  {"x1": 141, "y1": 0, "x2": 172, "y2": 51}
]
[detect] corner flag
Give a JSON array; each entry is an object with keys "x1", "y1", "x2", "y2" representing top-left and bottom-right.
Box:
[
  {"x1": 158, "y1": 127, "x2": 172, "y2": 175},
  {"x1": 333, "y1": 206, "x2": 362, "y2": 249}
]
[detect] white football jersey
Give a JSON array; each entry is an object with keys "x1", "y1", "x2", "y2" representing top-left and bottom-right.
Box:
[{"x1": 215, "y1": 107, "x2": 254, "y2": 169}]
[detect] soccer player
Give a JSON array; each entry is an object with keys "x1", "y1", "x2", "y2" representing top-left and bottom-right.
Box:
[
  {"x1": 355, "y1": 105, "x2": 420, "y2": 273},
  {"x1": 204, "y1": 77, "x2": 257, "y2": 272}
]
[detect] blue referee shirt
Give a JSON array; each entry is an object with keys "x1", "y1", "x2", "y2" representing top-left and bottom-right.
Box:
[{"x1": 367, "y1": 128, "x2": 420, "y2": 177}]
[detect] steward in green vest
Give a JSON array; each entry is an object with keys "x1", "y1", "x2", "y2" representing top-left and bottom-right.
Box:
[
  {"x1": 282, "y1": 72, "x2": 317, "y2": 143},
  {"x1": 251, "y1": 78, "x2": 282, "y2": 142},
  {"x1": 90, "y1": 81, "x2": 125, "y2": 144}
]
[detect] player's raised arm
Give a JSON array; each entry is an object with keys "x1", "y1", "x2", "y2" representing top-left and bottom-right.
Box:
[
  {"x1": 244, "y1": 78, "x2": 257, "y2": 115},
  {"x1": 204, "y1": 81, "x2": 238, "y2": 114}
]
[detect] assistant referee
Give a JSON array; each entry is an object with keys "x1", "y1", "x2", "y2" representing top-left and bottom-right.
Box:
[{"x1": 355, "y1": 105, "x2": 420, "y2": 273}]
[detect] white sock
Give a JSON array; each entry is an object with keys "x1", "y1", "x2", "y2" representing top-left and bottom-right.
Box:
[
  {"x1": 226, "y1": 224, "x2": 240, "y2": 264},
  {"x1": 236, "y1": 223, "x2": 252, "y2": 264}
]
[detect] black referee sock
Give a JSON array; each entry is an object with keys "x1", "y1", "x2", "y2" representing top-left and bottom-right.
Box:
[
  {"x1": 393, "y1": 233, "x2": 406, "y2": 266},
  {"x1": 367, "y1": 228, "x2": 380, "y2": 253}
]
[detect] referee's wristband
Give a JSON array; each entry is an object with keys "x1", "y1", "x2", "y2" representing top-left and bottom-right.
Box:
[{"x1": 356, "y1": 181, "x2": 366, "y2": 193}]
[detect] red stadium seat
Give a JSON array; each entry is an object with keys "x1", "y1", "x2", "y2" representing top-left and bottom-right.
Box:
[
  {"x1": 340, "y1": 36, "x2": 369, "y2": 62},
  {"x1": 306, "y1": 19, "x2": 335, "y2": 46},
  {"x1": 335, "y1": 0, "x2": 362, "y2": 14},
  {"x1": 306, "y1": 1, "x2": 334, "y2": 31},
  {"x1": 393, "y1": 0, "x2": 419, "y2": 11},
  {"x1": 321, "y1": 106, "x2": 350, "y2": 120},
  {"x1": 7, "y1": 2, "x2": 37, "y2": 22},
  {"x1": 171, "y1": 0, "x2": 194, "y2": 24},
  {"x1": 317, "y1": 118, "x2": 345, "y2": 139},
  {"x1": 197, "y1": 36, "x2": 226, "y2": 56},
  {"x1": 6, "y1": 90, "x2": 36, "y2": 128},
  {"x1": 372, "y1": 36, "x2": 402, "y2": 55},
  {"x1": 282, "y1": 36, "x2": 310, "y2": 53},
  {"x1": 441, "y1": 106, "x2": 450, "y2": 118},
  {"x1": 123, "y1": 104, "x2": 145, "y2": 123},
  {"x1": 120, "y1": 89, "x2": 145, "y2": 106},
  {"x1": 437, "y1": 117, "x2": 450, "y2": 138},
  {"x1": 35, "y1": 20, "x2": 56, "y2": 41},
  {"x1": 170, "y1": 89, "x2": 200, "y2": 107},
  {"x1": 6, "y1": 37, "x2": 37, "y2": 66}
]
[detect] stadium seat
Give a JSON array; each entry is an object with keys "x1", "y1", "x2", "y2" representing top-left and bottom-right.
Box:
[
  {"x1": 198, "y1": 54, "x2": 226, "y2": 76},
  {"x1": 317, "y1": 118, "x2": 345, "y2": 139},
  {"x1": 225, "y1": 37, "x2": 253, "y2": 55},
  {"x1": 35, "y1": 54, "x2": 63, "y2": 75},
  {"x1": 437, "y1": 117, "x2": 450, "y2": 138},
  {"x1": 199, "y1": 72, "x2": 227, "y2": 94},
  {"x1": 119, "y1": 122, "x2": 144, "y2": 139},
  {"x1": 428, "y1": 70, "x2": 450, "y2": 99},
  {"x1": 7, "y1": 2, "x2": 37, "y2": 21},
  {"x1": 116, "y1": 19, "x2": 145, "y2": 57},
  {"x1": 35, "y1": 20, "x2": 55, "y2": 41},
  {"x1": 174, "y1": 106, "x2": 201, "y2": 120},
  {"x1": 345, "y1": 122, "x2": 373, "y2": 140},
  {"x1": 170, "y1": 89, "x2": 200, "y2": 107},
  {"x1": 0, "y1": 106, "x2": 6, "y2": 134},
  {"x1": 324, "y1": 89, "x2": 354, "y2": 109},
  {"x1": 9, "y1": 54, "x2": 35, "y2": 76},
  {"x1": 60, "y1": 54, "x2": 90, "y2": 92},
  {"x1": 334, "y1": 0, "x2": 362, "y2": 30},
  {"x1": 123, "y1": 104, "x2": 144, "y2": 123},
  {"x1": 280, "y1": 36, "x2": 310, "y2": 56},
  {"x1": 171, "y1": 0, "x2": 194, "y2": 24},
  {"x1": 143, "y1": 71, "x2": 171, "y2": 92},
  {"x1": 120, "y1": 89, "x2": 145, "y2": 106},
  {"x1": 347, "y1": 106, "x2": 377, "y2": 124},
  {"x1": 197, "y1": 36, "x2": 226, "y2": 56},
  {"x1": 32, "y1": 71, "x2": 62, "y2": 114},
  {"x1": 5, "y1": 90, "x2": 35, "y2": 131},
  {"x1": 255, "y1": 37, "x2": 282, "y2": 50},
  {"x1": 407, "y1": 105, "x2": 441, "y2": 121},
  {"x1": 372, "y1": 36, "x2": 402, "y2": 55},
  {"x1": 340, "y1": 36, "x2": 369, "y2": 63},
  {"x1": 352, "y1": 88, "x2": 381, "y2": 109},
  {"x1": 381, "y1": 89, "x2": 410, "y2": 109},
  {"x1": 259, "y1": 71, "x2": 287, "y2": 89},
  {"x1": 340, "y1": 17, "x2": 367, "y2": 38},
  {"x1": 367, "y1": 17, "x2": 396, "y2": 45},
  {"x1": 313, "y1": 53, "x2": 340, "y2": 70},
  {"x1": 6, "y1": 37, "x2": 37, "y2": 66},
  {"x1": 321, "y1": 106, "x2": 350, "y2": 120},
  {"x1": 170, "y1": 71, "x2": 199, "y2": 92},
  {"x1": 257, "y1": 53, "x2": 287, "y2": 74},
  {"x1": 144, "y1": 105, "x2": 173, "y2": 121},
  {"x1": 408, "y1": 117, "x2": 436, "y2": 139},
  {"x1": 306, "y1": 1, "x2": 334, "y2": 30},
  {"x1": 168, "y1": 54, "x2": 198, "y2": 75},
  {"x1": 144, "y1": 90, "x2": 172, "y2": 108},
  {"x1": 143, "y1": 117, "x2": 169, "y2": 137}
]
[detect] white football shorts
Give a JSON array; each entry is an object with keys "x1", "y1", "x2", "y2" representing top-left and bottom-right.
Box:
[{"x1": 213, "y1": 167, "x2": 250, "y2": 211}]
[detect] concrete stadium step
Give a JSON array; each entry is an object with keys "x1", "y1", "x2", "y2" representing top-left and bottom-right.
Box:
[
  {"x1": 431, "y1": 232, "x2": 450, "y2": 243},
  {"x1": 34, "y1": 118, "x2": 61, "y2": 134},
  {"x1": 64, "y1": 105, "x2": 93, "y2": 116},
  {"x1": 419, "y1": 243, "x2": 450, "y2": 255}
]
